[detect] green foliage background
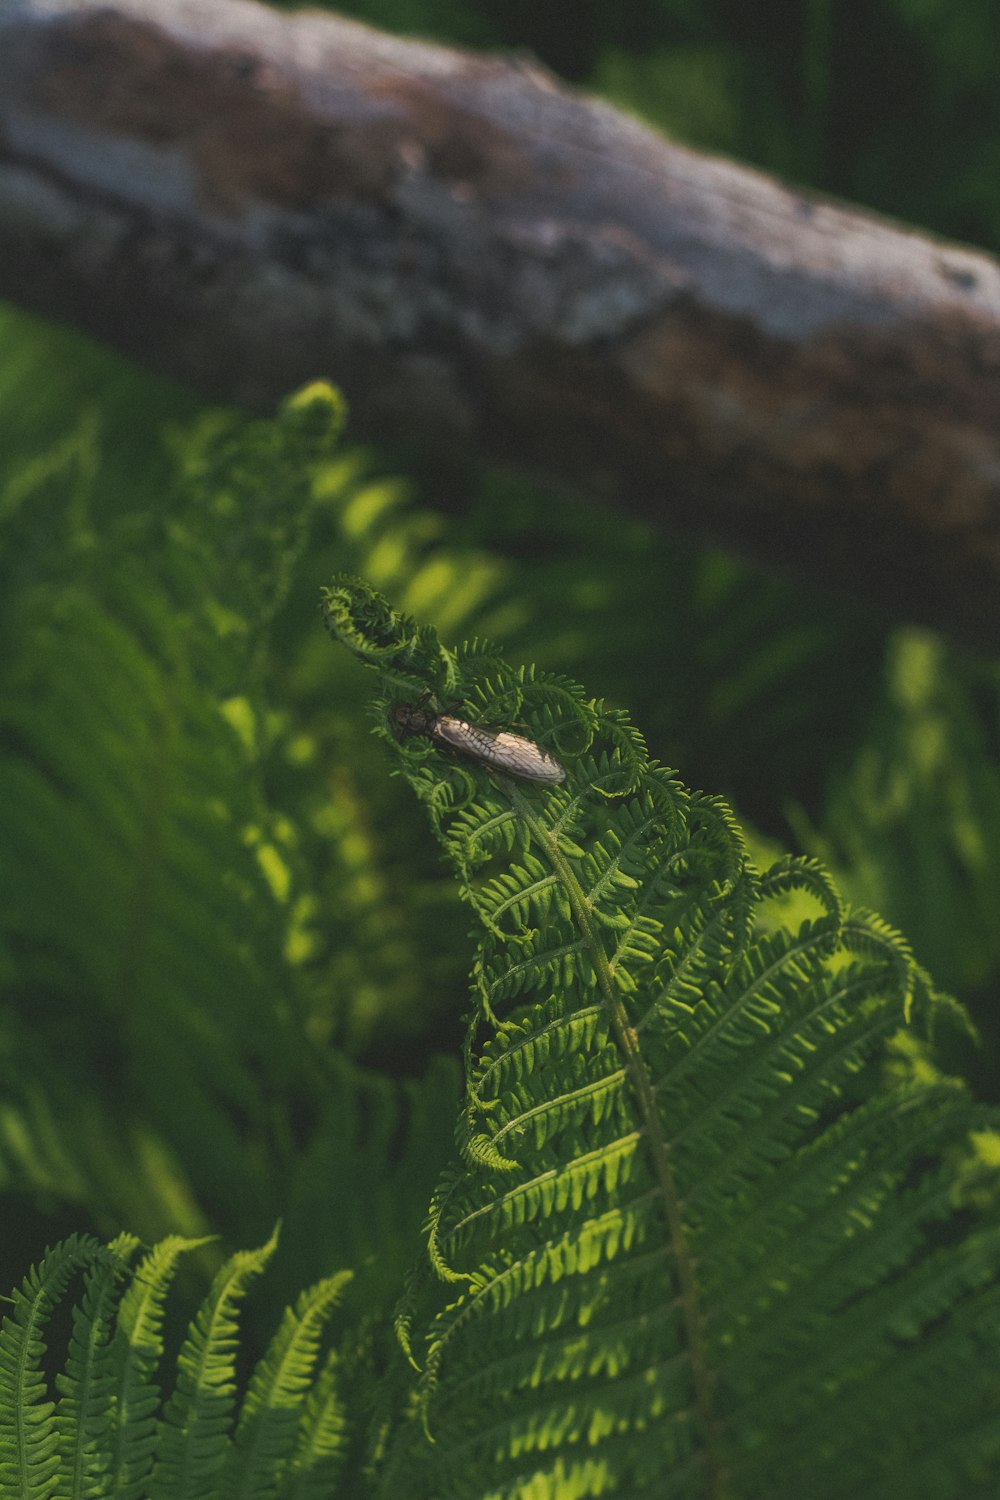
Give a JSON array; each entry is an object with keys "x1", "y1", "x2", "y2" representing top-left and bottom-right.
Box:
[{"x1": 1, "y1": 0, "x2": 1000, "y2": 1484}]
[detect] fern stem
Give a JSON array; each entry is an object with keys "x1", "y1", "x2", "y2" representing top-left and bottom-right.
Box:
[{"x1": 511, "y1": 787, "x2": 723, "y2": 1500}]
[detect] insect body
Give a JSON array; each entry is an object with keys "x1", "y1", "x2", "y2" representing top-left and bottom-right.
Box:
[{"x1": 393, "y1": 700, "x2": 566, "y2": 784}]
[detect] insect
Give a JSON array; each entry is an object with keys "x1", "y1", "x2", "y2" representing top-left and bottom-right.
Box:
[{"x1": 392, "y1": 696, "x2": 566, "y2": 784}]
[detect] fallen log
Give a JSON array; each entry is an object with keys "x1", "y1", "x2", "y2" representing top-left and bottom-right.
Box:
[{"x1": 2, "y1": 0, "x2": 1000, "y2": 645}]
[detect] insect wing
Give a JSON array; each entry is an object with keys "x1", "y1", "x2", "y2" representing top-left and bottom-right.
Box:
[
  {"x1": 488, "y1": 730, "x2": 566, "y2": 783},
  {"x1": 434, "y1": 717, "x2": 565, "y2": 783}
]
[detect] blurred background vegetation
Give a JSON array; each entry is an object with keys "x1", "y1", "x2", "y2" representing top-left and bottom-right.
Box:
[{"x1": 2, "y1": 0, "x2": 999, "y2": 1337}]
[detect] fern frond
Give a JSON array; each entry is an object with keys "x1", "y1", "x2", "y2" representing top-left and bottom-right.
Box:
[
  {"x1": 325, "y1": 579, "x2": 1000, "y2": 1500},
  {"x1": 149, "y1": 1229, "x2": 280, "y2": 1500},
  {"x1": 110, "y1": 1236, "x2": 212, "y2": 1500},
  {"x1": 0, "y1": 385, "x2": 347, "y2": 1247},
  {"x1": 0, "y1": 1234, "x2": 356, "y2": 1500},
  {"x1": 0, "y1": 1235, "x2": 101, "y2": 1500},
  {"x1": 220, "y1": 1267, "x2": 352, "y2": 1500},
  {"x1": 757, "y1": 851, "x2": 843, "y2": 924},
  {"x1": 56, "y1": 1235, "x2": 141, "y2": 1500},
  {"x1": 320, "y1": 576, "x2": 458, "y2": 698},
  {"x1": 274, "y1": 1348, "x2": 350, "y2": 1500}
]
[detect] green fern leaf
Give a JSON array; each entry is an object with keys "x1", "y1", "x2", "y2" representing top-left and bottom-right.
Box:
[
  {"x1": 220, "y1": 1268, "x2": 352, "y2": 1500},
  {"x1": 0, "y1": 1235, "x2": 102, "y2": 1500},
  {"x1": 148, "y1": 1228, "x2": 280, "y2": 1500},
  {"x1": 274, "y1": 1348, "x2": 349, "y2": 1500},
  {"x1": 55, "y1": 1235, "x2": 141, "y2": 1500},
  {"x1": 0, "y1": 382, "x2": 347, "y2": 1248},
  {"x1": 108, "y1": 1236, "x2": 212, "y2": 1500},
  {"x1": 0, "y1": 1234, "x2": 356, "y2": 1500},
  {"x1": 325, "y1": 578, "x2": 1000, "y2": 1500}
]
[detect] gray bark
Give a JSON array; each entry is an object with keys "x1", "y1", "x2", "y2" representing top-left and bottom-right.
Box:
[{"x1": 2, "y1": 0, "x2": 1000, "y2": 644}]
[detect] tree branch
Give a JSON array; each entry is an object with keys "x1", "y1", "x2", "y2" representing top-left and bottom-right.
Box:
[{"x1": 2, "y1": 0, "x2": 1000, "y2": 645}]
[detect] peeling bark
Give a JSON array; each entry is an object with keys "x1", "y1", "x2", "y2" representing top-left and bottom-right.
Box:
[{"x1": 2, "y1": 0, "x2": 1000, "y2": 645}]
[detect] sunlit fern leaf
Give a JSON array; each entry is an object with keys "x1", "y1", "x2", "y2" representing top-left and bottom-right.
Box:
[{"x1": 324, "y1": 577, "x2": 1000, "y2": 1500}]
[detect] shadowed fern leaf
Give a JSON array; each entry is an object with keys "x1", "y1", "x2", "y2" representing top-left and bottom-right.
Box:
[
  {"x1": 324, "y1": 577, "x2": 1000, "y2": 1500},
  {"x1": 151, "y1": 1229, "x2": 281, "y2": 1500},
  {"x1": 0, "y1": 382, "x2": 349, "y2": 1244},
  {"x1": 217, "y1": 1262, "x2": 352, "y2": 1499}
]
